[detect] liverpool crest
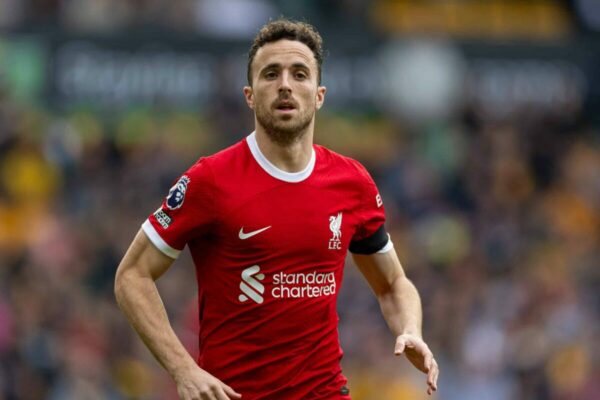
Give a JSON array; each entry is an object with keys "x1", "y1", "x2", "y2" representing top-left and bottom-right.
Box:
[{"x1": 328, "y1": 212, "x2": 343, "y2": 250}]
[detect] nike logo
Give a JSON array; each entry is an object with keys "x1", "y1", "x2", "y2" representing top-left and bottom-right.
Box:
[{"x1": 239, "y1": 226, "x2": 271, "y2": 240}]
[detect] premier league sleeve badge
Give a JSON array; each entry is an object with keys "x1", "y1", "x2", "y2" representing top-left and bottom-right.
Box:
[{"x1": 166, "y1": 175, "x2": 190, "y2": 210}]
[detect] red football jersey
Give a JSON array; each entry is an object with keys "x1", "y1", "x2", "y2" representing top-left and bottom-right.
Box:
[{"x1": 143, "y1": 132, "x2": 391, "y2": 400}]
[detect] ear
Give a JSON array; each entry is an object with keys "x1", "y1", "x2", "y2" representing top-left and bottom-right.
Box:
[
  {"x1": 316, "y1": 86, "x2": 327, "y2": 110},
  {"x1": 243, "y1": 86, "x2": 254, "y2": 110}
]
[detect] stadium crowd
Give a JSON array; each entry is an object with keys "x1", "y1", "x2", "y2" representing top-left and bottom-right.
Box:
[
  {"x1": 0, "y1": 70, "x2": 598, "y2": 399},
  {"x1": 0, "y1": 0, "x2": 368, "y2": 37}
]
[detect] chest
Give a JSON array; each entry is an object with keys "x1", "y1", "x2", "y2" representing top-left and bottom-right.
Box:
[{"x1": 214, "y1": 183, "x2": 362, "y2": 264}]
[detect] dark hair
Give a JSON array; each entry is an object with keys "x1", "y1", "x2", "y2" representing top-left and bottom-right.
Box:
[{"x1": 247, "y1": 18, "x2": 324, "y2": 86}]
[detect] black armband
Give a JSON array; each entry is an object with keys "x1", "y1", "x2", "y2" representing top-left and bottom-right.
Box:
[{"x1": 349, "y1": 225, "x2": 390, "y2": 255}]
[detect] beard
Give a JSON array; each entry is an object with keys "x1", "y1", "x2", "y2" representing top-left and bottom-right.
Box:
[{"x1": 255, "y1": 97, "x2": 315, "y2": 146}]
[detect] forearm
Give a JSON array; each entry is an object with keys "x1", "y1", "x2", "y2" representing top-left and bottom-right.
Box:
[
  {"x1": 353, "y1": 241, "x2": 439, "y2": 393},
  {"x1": 353, "y1": 249, "x2": 423, "y2": 338},
  {"x1": 377, "y1": 276, "x2": 423, "y2": 338},
  {"x1": 115, "y1": 269, "x2": 197, "y2": 379}
]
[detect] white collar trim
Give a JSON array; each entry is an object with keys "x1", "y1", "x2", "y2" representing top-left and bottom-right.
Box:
[{"x1": 246, "y1": 132, "x2": 315, "y2": 183}]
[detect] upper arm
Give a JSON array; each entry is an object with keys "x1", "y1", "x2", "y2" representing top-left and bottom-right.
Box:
[
  {"x1": 350, "y1": 160, "x2": 386, "y2": 245},
  {"x1": 116, "y1": 229, "x2": 176, "y2": 283},
  {"x1": 352, "y1": 248, "x2": 406, "y2": 297},
  {"x1": 142, "y1": 159, "x2": 217, "y2": 258}
]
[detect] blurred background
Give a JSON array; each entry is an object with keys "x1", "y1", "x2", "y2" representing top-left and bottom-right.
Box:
[{"x1": 0, "y1": 0, "x2": 598, "y2": 399}]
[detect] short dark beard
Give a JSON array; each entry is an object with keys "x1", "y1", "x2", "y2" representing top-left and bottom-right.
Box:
[{"x1": 255, "y1": 102, "x2": 314, "y2": 146}]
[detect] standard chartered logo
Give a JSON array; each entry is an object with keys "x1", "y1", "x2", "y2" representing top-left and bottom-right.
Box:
[
  {"x1": 238, "y1": 265, "x2": 337, "y2": 304},
  {"x1": 272, "y1": 271, "x2": 336, "y2": 299},
  {"x1": 238, "y1": 265, "x2": 265, "y2": 304}
]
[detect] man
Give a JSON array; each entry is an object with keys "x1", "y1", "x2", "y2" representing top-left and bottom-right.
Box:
[{"x1": 115, "y1": 18, "x2": 439, "y2": 400}]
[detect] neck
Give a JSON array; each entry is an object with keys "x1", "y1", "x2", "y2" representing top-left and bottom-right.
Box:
[{"x1": 254, "y1": 122, "x2": 315, "y2": 173}]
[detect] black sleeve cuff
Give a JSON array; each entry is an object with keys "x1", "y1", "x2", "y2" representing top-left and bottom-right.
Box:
[{"x1": 349, "y1": 225, "x2": 389, "y2": 255}]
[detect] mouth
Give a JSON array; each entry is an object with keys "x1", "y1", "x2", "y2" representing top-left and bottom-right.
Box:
[{"x1": 274, "y1": 101, "x2": 297, "y2": 113}]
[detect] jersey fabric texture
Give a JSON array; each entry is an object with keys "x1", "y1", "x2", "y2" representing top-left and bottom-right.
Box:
[{"x1": 143, "y1": 132, "x2": 392, "y2": 400}]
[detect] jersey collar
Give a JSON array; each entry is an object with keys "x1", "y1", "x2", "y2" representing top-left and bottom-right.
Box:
[{"x1": 246, "y1": 131, "x2": 316, "y2": 183}]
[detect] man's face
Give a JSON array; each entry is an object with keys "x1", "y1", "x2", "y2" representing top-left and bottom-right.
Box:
[{"x1": 244, "y1": 39, "x2": 326, "y2": 145}]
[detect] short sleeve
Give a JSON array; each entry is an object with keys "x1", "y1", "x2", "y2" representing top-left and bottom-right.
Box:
[
  {"x1": 142, "y1": 159, "x2": 216, "y2": 258},
  {"x1": 349, "y1": 162, "x2": 392, "y2": 254}
]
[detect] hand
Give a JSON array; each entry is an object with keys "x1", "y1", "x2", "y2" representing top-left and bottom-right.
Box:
[
  {"x1": 175, "y1": 366, "x2": 242, "y2": 400},
  {"x1": 395, "y1": 334, "x2": 439, "y2": 395}
]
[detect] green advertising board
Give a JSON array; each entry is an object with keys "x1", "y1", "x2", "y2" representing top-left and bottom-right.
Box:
[{"x1": 0, "y1": 35, "x2": 46, "y2": 104}]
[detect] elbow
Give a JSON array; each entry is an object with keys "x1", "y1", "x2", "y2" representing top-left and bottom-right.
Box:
[
  {"x1": 376, "y1": 275, "x2": 411, "y2": 299},
  {"x1": 114, "y1": 263, "x2": 154, "y2": 308},
  {"x1": 373, "y1": 282, "x2": 394, "y2": 300},
  {"x1": 114, "y1": 266, "x2": 130, "y2": 307}
]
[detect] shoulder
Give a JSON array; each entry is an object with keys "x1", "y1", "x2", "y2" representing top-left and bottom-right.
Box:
[
  {"x1": 174, "y1": 139, "x2": 248, "y2": 202},
  {"x1": 314, "y1": 144, "x2": 374, "y2": 184},
  {"x1": 201, "y1": 138, "x2": 249, "y2": 173},
  {"x1": 187, "y1": 138, "x2": 248, "y2": 177}
]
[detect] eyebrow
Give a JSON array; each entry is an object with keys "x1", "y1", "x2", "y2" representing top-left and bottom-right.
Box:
[{"x1": 260, "y1": 62, "x2": 311, "y2": 73}]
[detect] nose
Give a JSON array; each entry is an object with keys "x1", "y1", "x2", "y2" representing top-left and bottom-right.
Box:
[{"x1": 278, "y1": 71, "x2": 292, "y2": 93}]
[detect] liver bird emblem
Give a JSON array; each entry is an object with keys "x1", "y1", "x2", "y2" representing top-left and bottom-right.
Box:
[{"x1": 329, "y1": 212, "x2": 342, "y2": 241}]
